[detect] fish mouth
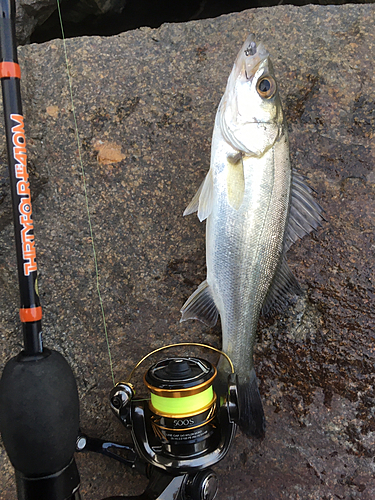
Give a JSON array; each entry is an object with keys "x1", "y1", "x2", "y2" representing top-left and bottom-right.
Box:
[{"x1": 236, "y1": 34, "x2": 269, "y2": 81}]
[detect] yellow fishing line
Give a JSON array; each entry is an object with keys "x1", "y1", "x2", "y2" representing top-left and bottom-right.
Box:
[
  {"x1": 56, "y1": 0, "x2": 115, "y2": 386},
  {"x1": 151, "y1": 387, "x2": 214, "y2": 415}
]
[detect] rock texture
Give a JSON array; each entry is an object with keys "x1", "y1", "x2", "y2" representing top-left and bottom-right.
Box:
[
  {"x1": 15, "y1": 0, "x2": 57, "y2": 44},
  {"x1": 15, "y1": 0, "x2": 126, "y2": 44},
  {"x1": 1, "y1": 4, "x2": 375, "y2": 499}
]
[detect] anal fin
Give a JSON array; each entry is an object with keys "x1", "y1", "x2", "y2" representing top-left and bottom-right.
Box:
[{"x1": 180, "y1": 280, "x2": 218, "y2": 327}]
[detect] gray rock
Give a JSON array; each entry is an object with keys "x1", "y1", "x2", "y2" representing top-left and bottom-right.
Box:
[{"x1": 1, "y1": 3, "x2": 375, "y2": 499}]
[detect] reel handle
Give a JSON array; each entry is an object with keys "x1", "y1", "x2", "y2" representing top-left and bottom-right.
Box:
[
  {"x1": 100, "y1": 467, "x2": 217, "y2": 500},
  {"x1": 77, "y1": 435, "x2": 217, "y2": 500}
]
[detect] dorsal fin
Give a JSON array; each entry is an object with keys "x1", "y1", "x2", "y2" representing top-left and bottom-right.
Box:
[
  {"x1": 262, "y1": 171, "x2": 324, "y2": 316},
  {"x1": 284, "y1": 170, "x2": 325, "y2": 252},
  {"x1": 261, "y1": 257, "x2": 301, "y2": 316}
]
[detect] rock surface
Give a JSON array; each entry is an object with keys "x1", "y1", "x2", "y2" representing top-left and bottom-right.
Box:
[
  {"x1": 15, "y1": 0, "x2": 126, "y2": 44},
  {"x1": 15, "y1": 0, "x2": 57, "y2": 44},
  {"x1": 1, "y1": 3, "x2": 375, "y2": 499}
]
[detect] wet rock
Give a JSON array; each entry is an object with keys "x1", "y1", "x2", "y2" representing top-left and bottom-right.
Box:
[{"x1": 1, "y1": 3, "x2": 375, "y2": 499}]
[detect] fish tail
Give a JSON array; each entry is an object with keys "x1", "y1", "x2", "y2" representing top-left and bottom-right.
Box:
[{"x1": 238, "y1": 369, "x2": 265, "y2": 438}]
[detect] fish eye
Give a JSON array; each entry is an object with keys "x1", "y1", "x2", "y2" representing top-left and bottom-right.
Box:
[{"x1": 256, "y1": 76, "x2": 276, "y2": 99}]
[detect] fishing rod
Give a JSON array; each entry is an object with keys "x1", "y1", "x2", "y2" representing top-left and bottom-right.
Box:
[
  {"x1": 0, "y1": 0, "x2": 80, "y2": 498},
  {"x1": 0, "y1": 1, "x2": 240, "y2": 499}
]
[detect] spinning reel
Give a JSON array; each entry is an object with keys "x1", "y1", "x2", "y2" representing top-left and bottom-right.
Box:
[{"x1": 78, "y1": 344, "x2": 239, "y2": 500}]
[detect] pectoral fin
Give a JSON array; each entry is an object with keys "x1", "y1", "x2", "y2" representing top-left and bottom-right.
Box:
[
  {"x1": 180, "y1": 280, "x2": 218, "y2": 327},
  {"x1": 183, "y1": 170, "x2": 214, "y2": 222},
  {"x1": 227, "y1": 153, "x2": 245, "y2": 210}
]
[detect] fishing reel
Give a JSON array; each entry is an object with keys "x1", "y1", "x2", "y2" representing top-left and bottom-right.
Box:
[{"x1": 78, "y1": 344, "x2": 239, "y2": 500}]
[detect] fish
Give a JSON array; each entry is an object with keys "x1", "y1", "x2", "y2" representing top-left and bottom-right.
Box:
[{"x1": 180, "y1": 34, "x2": 323, "y2": 438}]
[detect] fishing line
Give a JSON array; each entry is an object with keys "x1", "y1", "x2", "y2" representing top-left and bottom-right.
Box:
[{"x1": 56, "y1": 0, "x2": 115, "y2": 386}]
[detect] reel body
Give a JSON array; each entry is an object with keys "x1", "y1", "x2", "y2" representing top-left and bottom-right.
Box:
[{"x1": 79, "y1": 352, "x2": 239, "y2": 500}]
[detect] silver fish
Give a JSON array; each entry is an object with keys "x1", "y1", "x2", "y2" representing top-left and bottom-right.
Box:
[{"x1": 181, "y1": 35, "x2": 323, "y2": 437}]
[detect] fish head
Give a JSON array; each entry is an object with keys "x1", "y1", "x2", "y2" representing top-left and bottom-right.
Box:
[{"x1": 219, "y1": 34, "x2": 284, "y2": 157}]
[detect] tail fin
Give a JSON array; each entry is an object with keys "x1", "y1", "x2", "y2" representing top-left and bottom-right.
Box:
[{"x1": 238, "y1": 370, "x2": 265, "y2": 438}]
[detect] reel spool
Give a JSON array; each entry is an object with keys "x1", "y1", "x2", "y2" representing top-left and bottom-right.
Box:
[{"x1": 144, "y1": 357, "x2": 218, "y2": 458}]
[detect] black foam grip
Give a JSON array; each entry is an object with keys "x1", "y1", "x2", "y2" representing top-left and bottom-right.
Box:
[{"x1": 0, "y1": 349, "x2": 80, "y2": 477}]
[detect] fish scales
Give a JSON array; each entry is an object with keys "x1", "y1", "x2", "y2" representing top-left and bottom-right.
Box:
[
  {"x1": 208, "y1": 135, "x2": 291, "y2": 369},
  {"x1": 181, "y1": 34, "x2": 323, "y2": 438}
]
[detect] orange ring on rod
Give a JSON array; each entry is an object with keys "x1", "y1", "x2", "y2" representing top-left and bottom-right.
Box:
[
  {"x1": 19, "y1": 306, "x2": 42, "y2": 322},
  {"x1": 0, "y1": 62, "x2": 21, "y2": 79}
]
